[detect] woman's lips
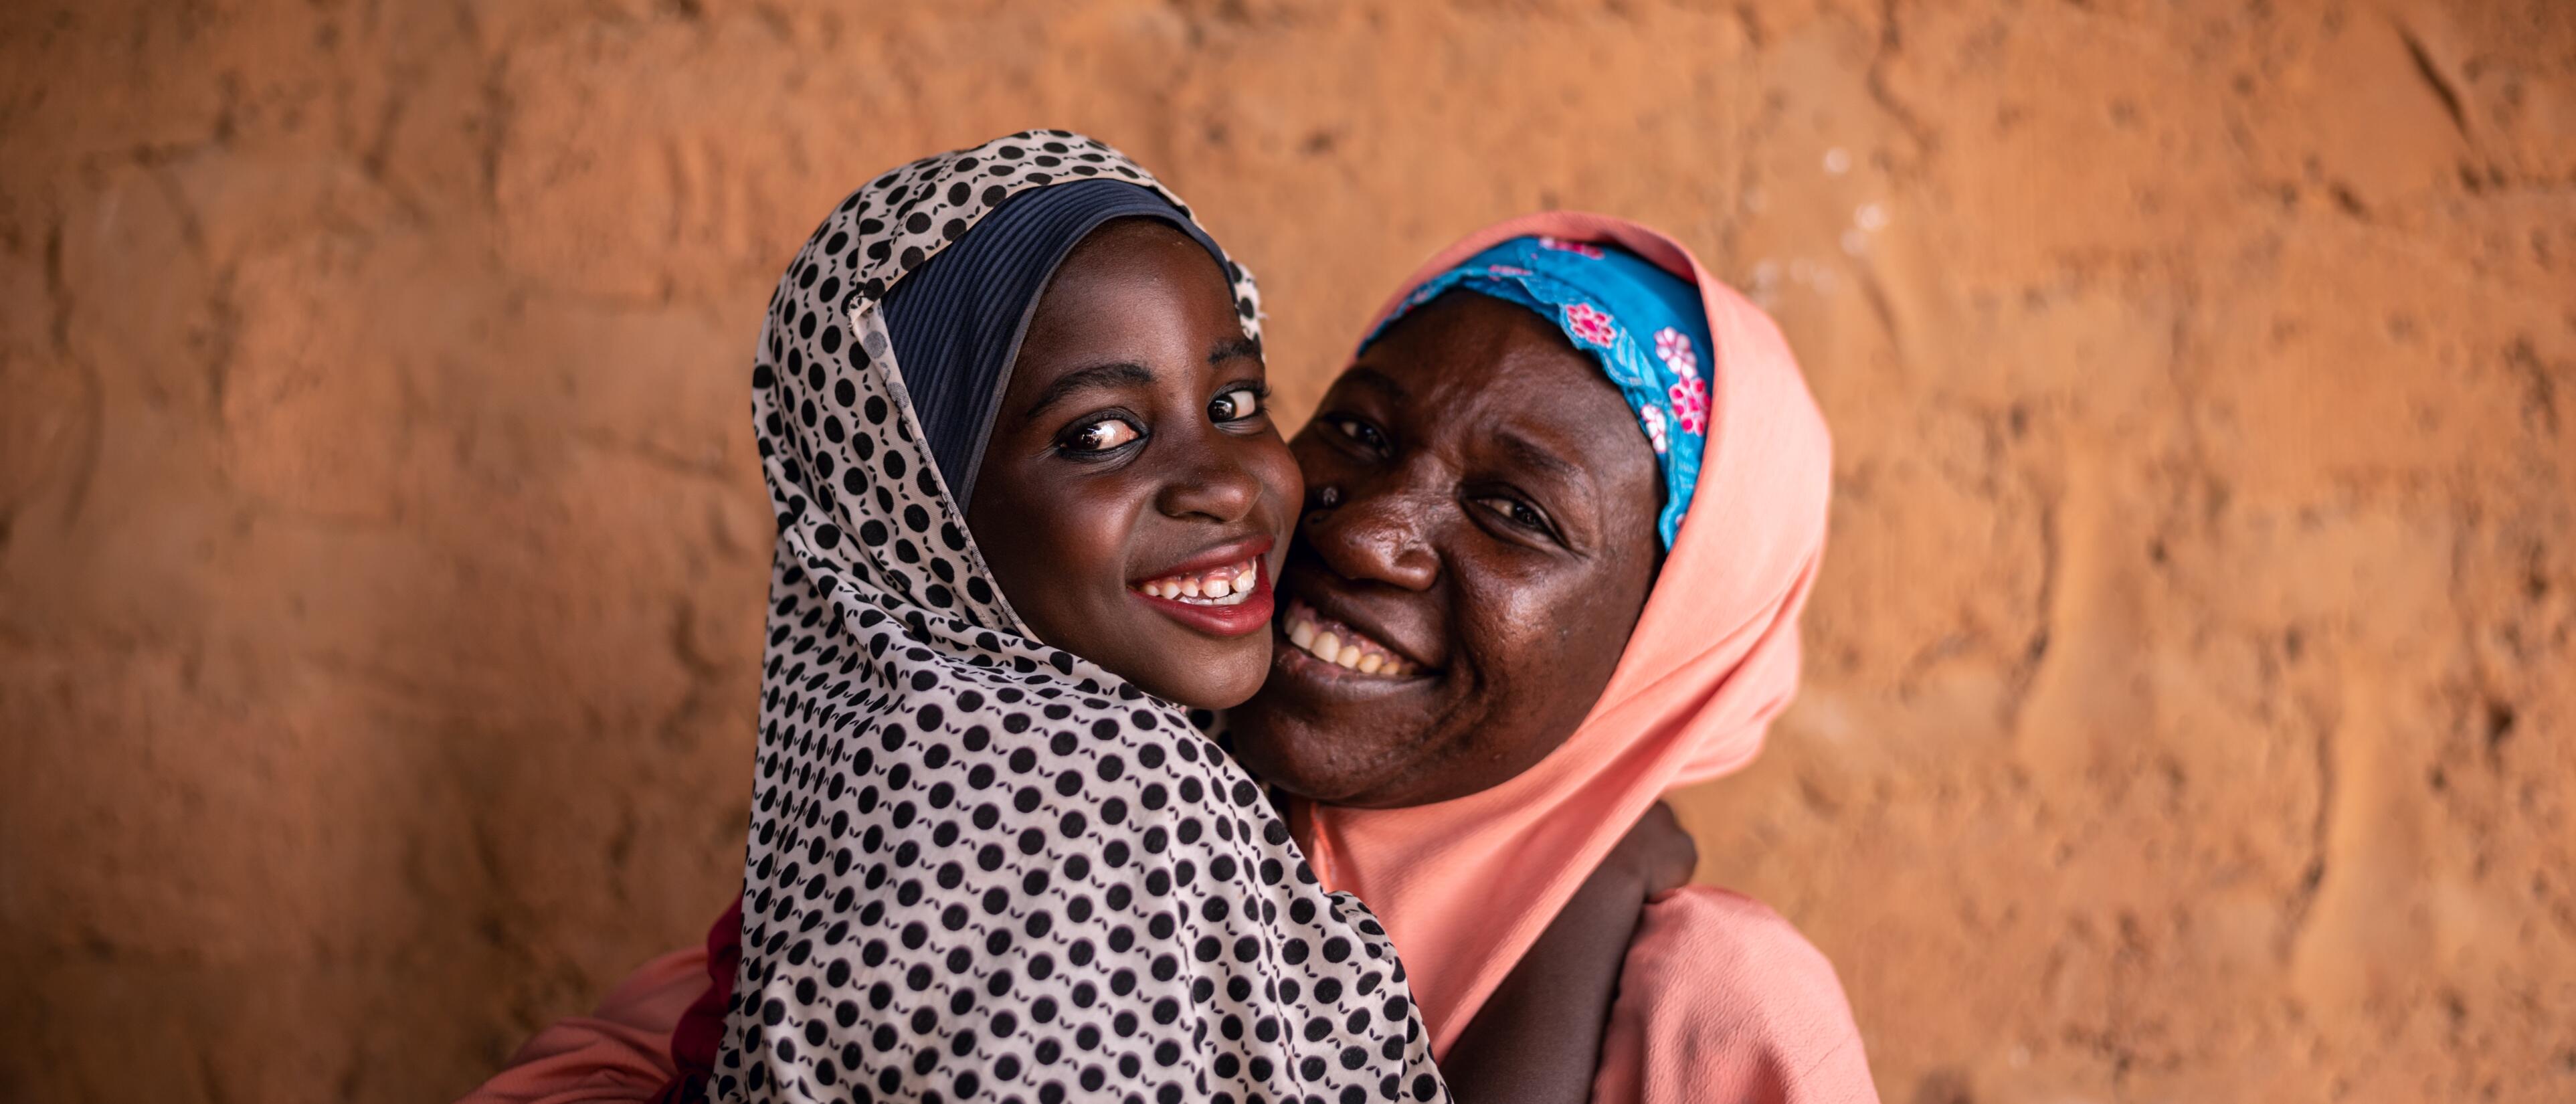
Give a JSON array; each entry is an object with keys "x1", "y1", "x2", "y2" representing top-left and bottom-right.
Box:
[
  {"x1": 1279, "y1": 599, "x2": 1423, "y2": 677},
  {"x1": 1131, "y1": 557, "x2": 1274, "y2": 637}
]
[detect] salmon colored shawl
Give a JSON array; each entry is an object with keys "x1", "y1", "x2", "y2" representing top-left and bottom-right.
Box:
[{"x1": 1290, "y1": 213, "x2": 1847, "y2": 1090}]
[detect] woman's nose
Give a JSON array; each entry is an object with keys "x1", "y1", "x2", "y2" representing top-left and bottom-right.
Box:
[{"x1": 1304, "y1": 484, "x2": 1439, "y2": 591}]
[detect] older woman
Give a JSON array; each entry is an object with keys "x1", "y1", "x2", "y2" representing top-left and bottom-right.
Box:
[
  {"x1": 1236, "y1": 212, "x2": 1871, "y2": 1103},
  {"x1": 466, "y1": 213, "x2": 1872, "y2": 1103}
]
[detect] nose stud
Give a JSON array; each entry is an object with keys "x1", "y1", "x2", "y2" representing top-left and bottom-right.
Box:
[{"x1": 1314, "y1": 486, "x2": 1342, "y2": 510}]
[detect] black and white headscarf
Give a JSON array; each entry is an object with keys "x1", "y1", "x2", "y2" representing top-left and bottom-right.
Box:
[{"x1": 720, "y1": 132, "x2": 1451, "y2": 1104}]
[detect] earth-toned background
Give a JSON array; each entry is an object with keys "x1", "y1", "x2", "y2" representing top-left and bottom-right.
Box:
[{"x1": 3, "y1": 1, "x2": 2571, "y2": 1101}]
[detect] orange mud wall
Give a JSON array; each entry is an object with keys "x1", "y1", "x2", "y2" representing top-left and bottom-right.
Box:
[{"x1": 3, "y1": 1, "x2": 2572, "y2": 1101}]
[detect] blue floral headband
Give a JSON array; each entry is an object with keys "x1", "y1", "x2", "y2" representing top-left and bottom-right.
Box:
[{"x1": 1362, "y1": 236, "x2": 1710, "y2": 548}]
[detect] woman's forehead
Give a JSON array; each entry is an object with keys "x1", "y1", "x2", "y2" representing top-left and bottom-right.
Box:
[
  {"x1": 1328, "y1": 294, "x2": 1660, "y2": 511},
  {"x1": 1356, "y1": 293, "x2": 1631, "y2": 434}
]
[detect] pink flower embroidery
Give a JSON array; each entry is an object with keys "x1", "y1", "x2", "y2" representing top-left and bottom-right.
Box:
[
  {"x1": 1562, "y1": 302, "x2": 1618, "y2": 347},
  {"x1": 1639, "y1": 403, "x2": 1670, "y2": 454},
  {"x1": 1538, "y1": 236, "x2": 1606, "y2": 259},
  {"x1": 1667, "y1": 374, "x2": 1708, "y2": 434},
  {"x1": 1653, "y1": 327, "x2": 1698, "y2": 378}
]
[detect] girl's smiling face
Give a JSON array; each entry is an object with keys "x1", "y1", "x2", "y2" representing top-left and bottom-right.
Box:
[{"x1": 964, "y1": 219, "x2": 1300, "y2": 710}]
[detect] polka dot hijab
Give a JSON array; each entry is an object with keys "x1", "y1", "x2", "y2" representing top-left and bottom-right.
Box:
[{"x1": 719, "y1": 132, "x2": 1451, "y2": 1104}]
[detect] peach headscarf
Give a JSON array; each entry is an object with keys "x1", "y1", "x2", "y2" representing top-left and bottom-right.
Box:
[{"x1": 1293, "y1": 213, "x2": 1835, "y2": 1062}]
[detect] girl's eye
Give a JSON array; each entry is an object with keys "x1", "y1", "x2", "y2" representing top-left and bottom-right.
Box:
[
  {"x1": 1063, "y1": 417, "x2": 1141, "y2": 454},
  {"x1": 1473, "y1": 494, "x2": 1552, "y2": 535},
  {"x1": 1329, "y1": 416, "x2": 1388, "y2": 454},
  {"x1": 1210, "y1": 385, "x2": 1265, "y2": 424}
]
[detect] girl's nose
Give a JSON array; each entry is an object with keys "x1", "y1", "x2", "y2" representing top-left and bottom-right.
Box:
[{"x1": 1154, "y1": 441, "x2": 1262, "y2": 525}]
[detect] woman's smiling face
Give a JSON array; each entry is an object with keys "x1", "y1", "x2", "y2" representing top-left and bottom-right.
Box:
[
  {"x1": 1229, "y1": 289, "x2": 1666, "y2": 808},
  {"x1": 966, "y1": 219, "x2": 1299, "y2": 711}
]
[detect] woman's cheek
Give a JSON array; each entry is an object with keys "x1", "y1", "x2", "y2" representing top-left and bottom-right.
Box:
[
  {"x1": 1285, "y1": 434, "x2": 1348, "y2": 492},
  {"x1": 1461, "y1": 583, "x2": 1567, "y2": 710},
  {"x1": 1474, "y1": 580, "x2": 1548, "y2": 658}
]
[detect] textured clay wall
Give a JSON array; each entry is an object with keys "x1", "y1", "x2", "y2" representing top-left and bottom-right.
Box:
[{"x1": 3, "y1": 1, "x2": 2573, "y2": 1101}]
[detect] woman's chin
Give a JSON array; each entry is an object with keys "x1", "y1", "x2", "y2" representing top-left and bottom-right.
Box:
[{"x1": 1226, "y1": 698, "x2": 1407, "y2": 806}]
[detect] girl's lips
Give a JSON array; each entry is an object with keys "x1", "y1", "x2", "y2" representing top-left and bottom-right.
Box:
[
  {"x1": 1132, "y1": 535, "x2": 1275, "y2": 585},
  {"x1": 1131, "y1": 557, "x2": 1275, "y2": 637}
]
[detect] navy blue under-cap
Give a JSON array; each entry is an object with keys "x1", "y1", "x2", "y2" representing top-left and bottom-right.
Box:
[{"x1": 880, "y1": 179, "x2": 1230, "y2": 511}]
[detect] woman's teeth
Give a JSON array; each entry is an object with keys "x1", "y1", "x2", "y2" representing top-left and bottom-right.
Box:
[
  {"x1": 1137, "y1": 560, "x2": 1260, "y2": 606},
  {"x1": 1283, "y1": 602, "x2": 1418, "y2": 676}
]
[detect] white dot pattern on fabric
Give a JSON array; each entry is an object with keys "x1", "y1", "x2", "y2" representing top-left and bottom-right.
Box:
[{"x1": 720, "y1": 131, "x2": 1451, "y2": 1104}]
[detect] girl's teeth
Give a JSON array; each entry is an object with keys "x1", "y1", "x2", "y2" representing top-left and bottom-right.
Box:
[
  {"x1": 1313, "y1": 632, "x2": 1342, "y2": 660},
  {"x1": 1289, "y1": 620, "x2": 1317, "y2": 648},
  {"x1": 1358, "y1": 654, "x2": 1384, "y2": 674},
  {"x1": 1136, "y1": 559, "x2": 1260, "y2": 606}
]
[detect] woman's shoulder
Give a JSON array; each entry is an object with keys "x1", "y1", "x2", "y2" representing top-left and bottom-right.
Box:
[
  {"x1": 1632, "y1": 887, "x2": 1839, "y2": 977},
  {"x1": 1627, "y1": 887, "x2": 1859, "y2": 1032},
  {"x1": 1597, "y1": 887, "x2": 1881, "y2": 1103}
]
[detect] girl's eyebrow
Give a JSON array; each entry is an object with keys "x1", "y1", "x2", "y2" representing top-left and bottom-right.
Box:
[
  {"x1": 1207, "y1": 336, "x2": 1262, "y2": 365},
  {"x1": 1024, "y1": 361, "x2": 1155, "y2": 418}
]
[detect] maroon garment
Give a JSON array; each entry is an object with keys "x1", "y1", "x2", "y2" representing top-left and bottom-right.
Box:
[{"x1": 654, "y1": 899, "x2": 739, "y2": 1104}]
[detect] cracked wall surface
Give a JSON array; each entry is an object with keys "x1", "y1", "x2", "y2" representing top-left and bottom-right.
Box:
[{"x1": 2, "y1": 1, "x2": 2571, "y2": 1101}]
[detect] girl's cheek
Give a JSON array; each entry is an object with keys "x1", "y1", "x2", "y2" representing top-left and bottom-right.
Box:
[{"x1": 1255, "y1": 439, "x2": 1304, "y2": 533}]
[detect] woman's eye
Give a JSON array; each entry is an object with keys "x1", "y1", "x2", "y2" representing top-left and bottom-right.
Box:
[
  {"x1": 1474, "y1": 495, "x2": 1551, "y2": 534},
  {"x1": 1329, "y1": 416, "x2": 1387, "y2": 454},
  {"x1": 1210, "y1": 386, "x2": 1265, "y2": 423},
  {"x1": 1063, "y1": 417, "x2": 1141, "y2": 454}
]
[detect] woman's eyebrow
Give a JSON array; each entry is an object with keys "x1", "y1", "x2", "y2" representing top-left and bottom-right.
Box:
[
  {"x1": 1024, "y1": 361, "x2": 1155, "y2": 417},
  {"x1": 1491, "y1": 428, "x2": 1584, "y2": 486},
  {"x1": 1334, "y1": 365, "x2": 1406, "y2": 401}
]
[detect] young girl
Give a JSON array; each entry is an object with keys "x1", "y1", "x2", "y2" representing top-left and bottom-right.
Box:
[{"x1": 699, "y1": 133, "x2": 1680, "y2": 1104}]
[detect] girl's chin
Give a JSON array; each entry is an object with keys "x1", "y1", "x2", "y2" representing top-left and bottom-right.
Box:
[{"x1": 1131, "y1": 638, "x2": 1274, "y2": 713}]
